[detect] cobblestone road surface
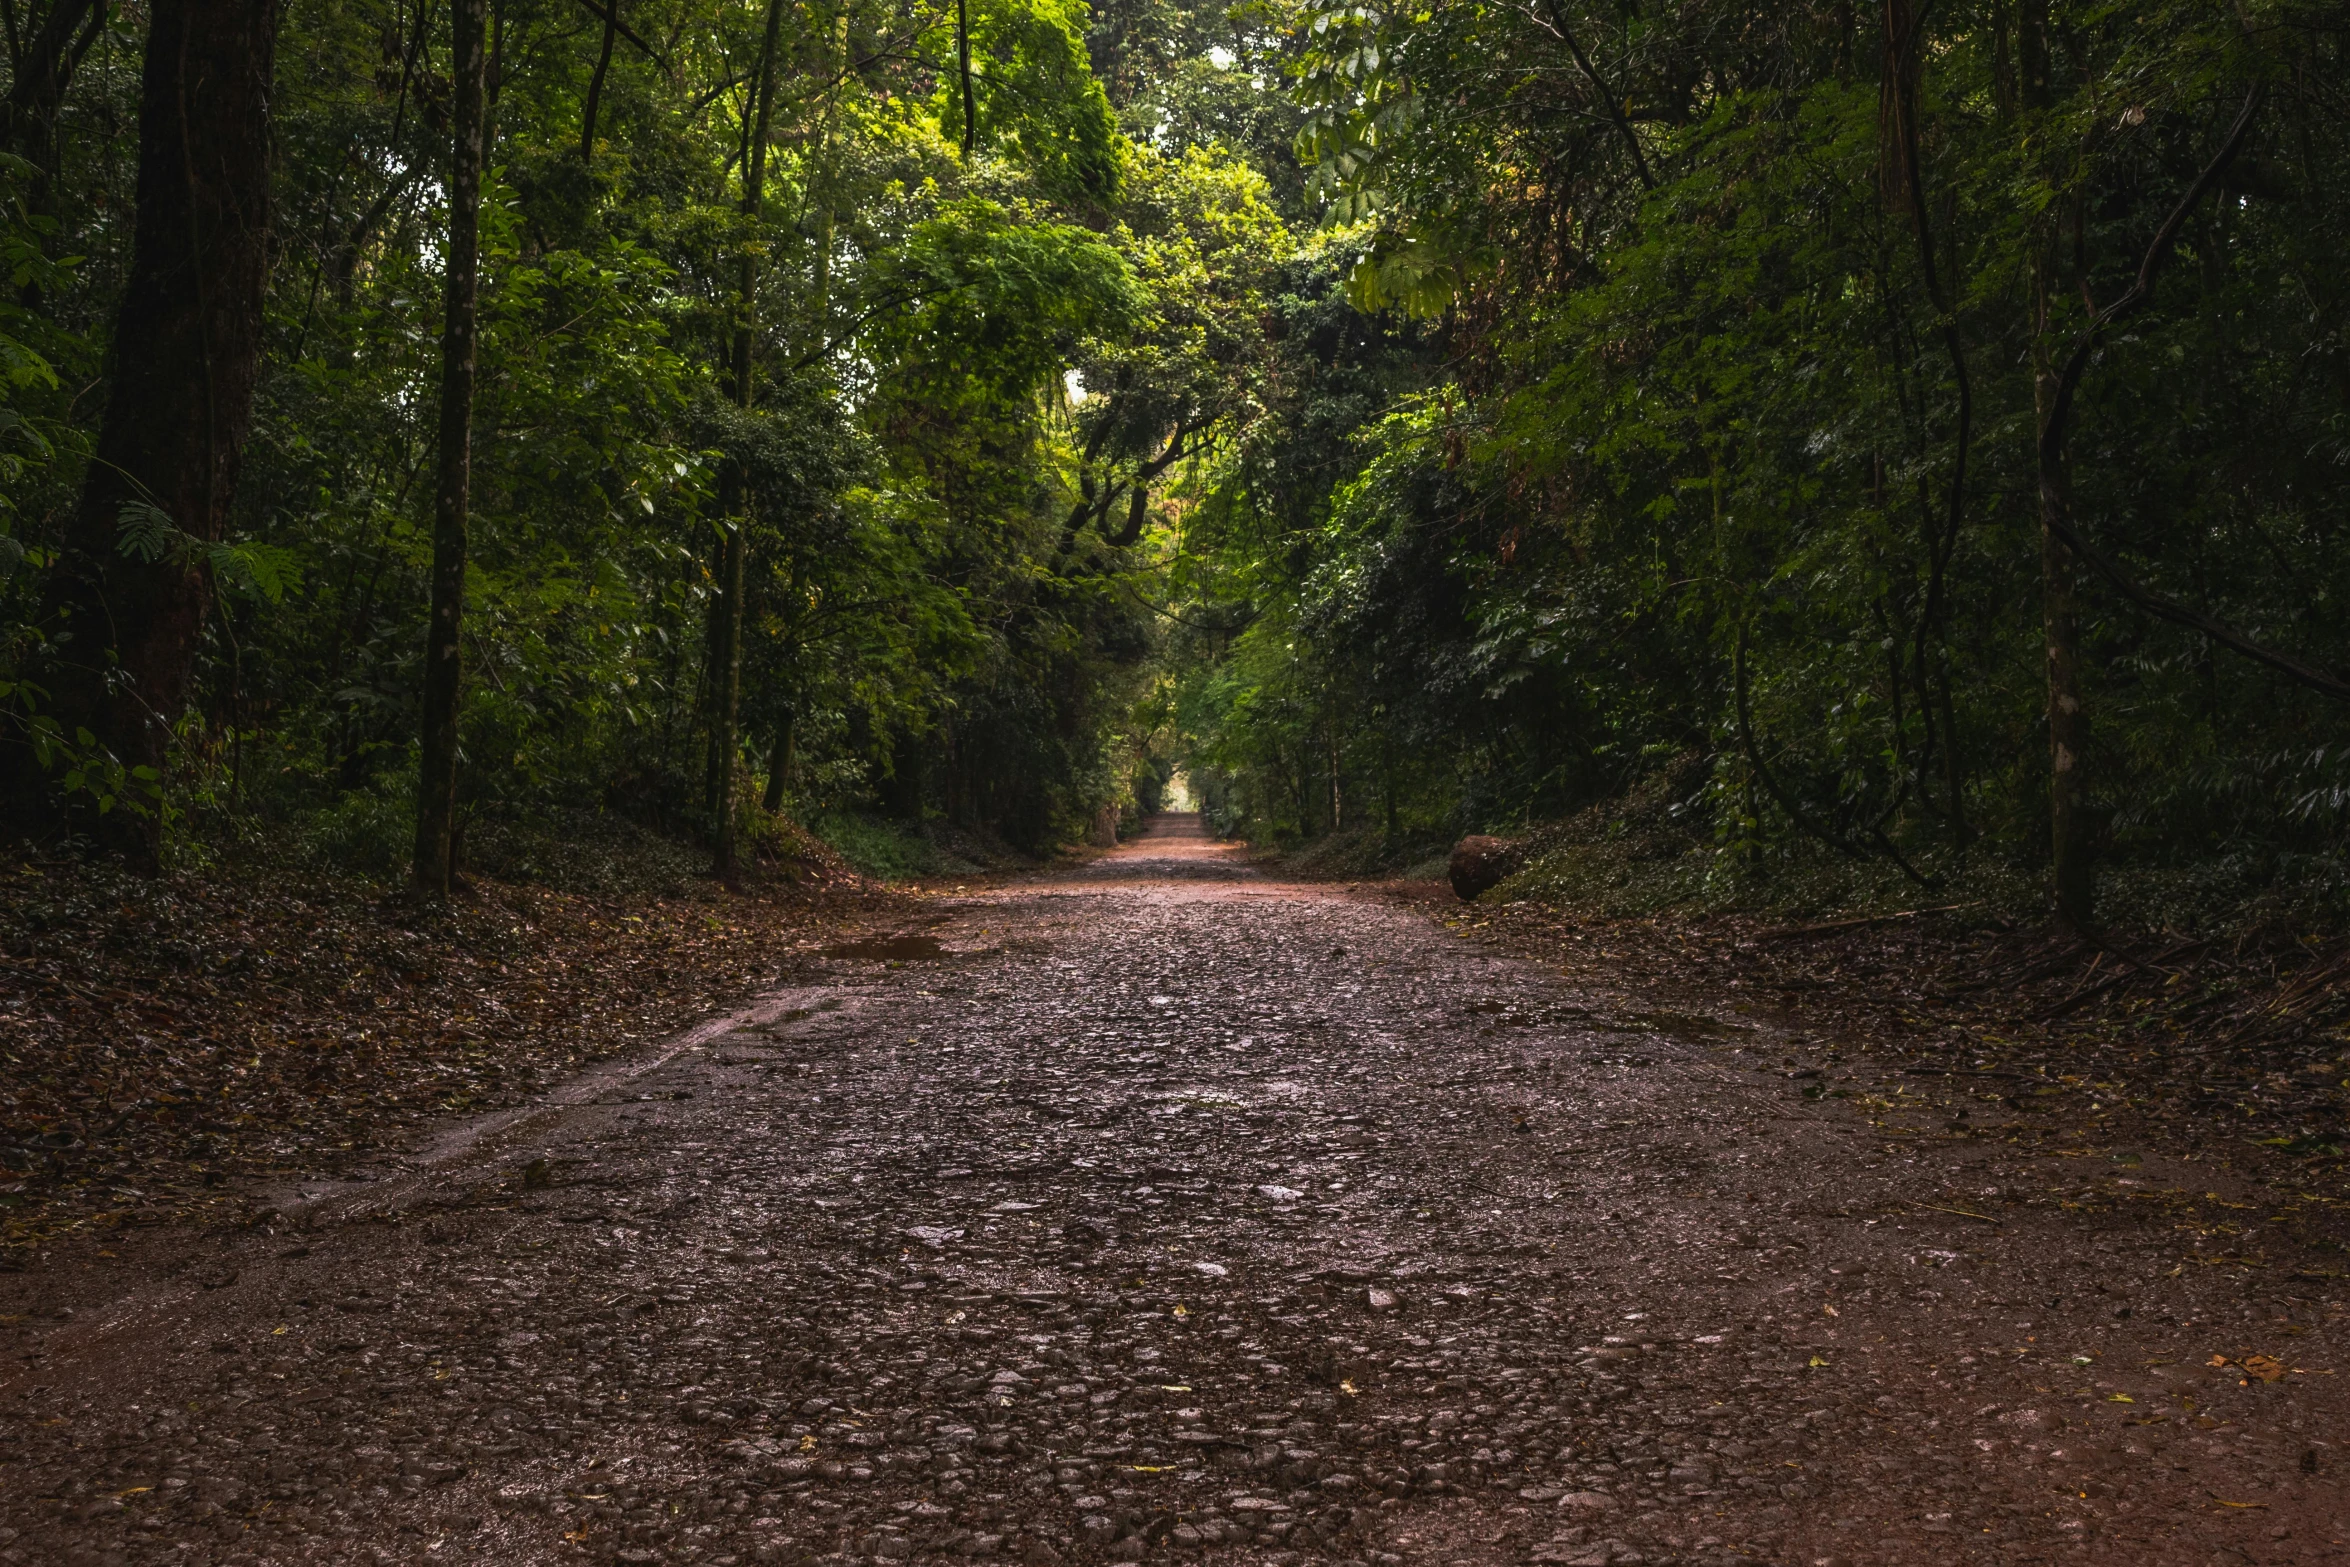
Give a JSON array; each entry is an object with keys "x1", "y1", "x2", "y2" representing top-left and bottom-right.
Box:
[{"x1": 4, "y1": 815, "x2": 2345, "y2": 1567}]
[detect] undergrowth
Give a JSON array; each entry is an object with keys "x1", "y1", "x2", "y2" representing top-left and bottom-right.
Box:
[
  {"x1": 806, "y1": 812, "x2": 1036, "y2": 882},
  {"x1": 1274, "y1": 825, "x2": 1453, "y2": 882},
  {"x1": 1264, "y1": 755, "x2": 2350, "y2": 942},
  {"x1": 265, "y1": 779, "x2": 860, "y2": 899},
  {"x1": 1496, "y1": 771, "x2": 2350, "y2": 940}
]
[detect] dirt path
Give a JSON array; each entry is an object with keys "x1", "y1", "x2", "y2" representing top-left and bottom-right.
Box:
[{"x1": 4, "y1": 814, "x2": 2345, "y2": 1567}]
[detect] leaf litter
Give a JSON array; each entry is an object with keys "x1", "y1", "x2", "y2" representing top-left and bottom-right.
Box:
[
  {"x1": 0, "y1": 847, "x2": 896, "y2": 1264},
  {"x1": 0, "y1": 819, "x2": 2343, "y2": 1567}
]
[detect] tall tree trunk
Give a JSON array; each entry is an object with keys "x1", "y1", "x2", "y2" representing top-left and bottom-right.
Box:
[
  {"x1": 579, "y1": 0, "x2": 619, "y2": 160},
  {"x1": 1381, "y1": 741, "x2": 1397, "y2": 838},
  {"x1": 744, "y1": 10, "x2": 837, "y2": 837},
  {"x1": 7, "y1": 0, "x2": 278, "y2": 867},
  {"x1": 1326, "y1": 725, "x2": 1341, "y2": 833},
  {"x1": 810, "y1": 5, "x2": 847, "y2": 324},
  {"x1": 2019, "y1": 0, "x2": 2089, "y2": 930},
  {"x1": 706, "y1": 495, "x2": 748, "y2": 865},
  {"x1": 412, "y1": 0, "x2": 490, "y2": 897},
  {"x1": 2035, "y1": 357, "x2": 2091, "y2": 932},
  {"x1": 882, "y1": 729, "x2": 924, "y2": 821},
  {"x1": 1880, "y1": 0, "x2": 1972, "y2": 851},
  {"x1": 761, "y1": 708, "x2": 794, "y2": 814},
  {"x1": 701, "y1": 476, "x2": 738, "y2": 827},
  {"x1": 955, "y1": 0, "x2": 976, "y2": 155},
  {"x1": 1934, "y1": 661, "x2": 1966, "y2": 844},
  {"x1": 704, "y1": 0, "x2": 786, "y2": 881}
]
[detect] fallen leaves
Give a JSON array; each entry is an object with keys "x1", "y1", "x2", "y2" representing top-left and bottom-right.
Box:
[
  {"x1": 0, "y1": 848, "x2": 892, "y2": 1261},
  {"x1": 2207, "y1": 1352, "x2": 2289, "y2": 1383},
  {"x1": 1444, "y1": 899, "x2": 2350, "y2": 1203}
]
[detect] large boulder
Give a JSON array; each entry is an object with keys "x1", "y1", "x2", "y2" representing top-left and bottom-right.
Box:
[{"x1": 1448, "y1": 835, "x2": 1525, "y2": 901}]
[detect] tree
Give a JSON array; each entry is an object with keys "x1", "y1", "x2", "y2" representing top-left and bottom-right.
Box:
[
  {"x1": 412, "y1": 0, "x2": 490, "y2": 897},
  {"x1": 9, "y1": 0, "x2": 278, "y2": 868},
  {"x1": 1192, "y1": 0, "x2": 2350, "y2": 915},
  {"x1": 702, "y1": 0, "x2": 786, "y2": 883}
]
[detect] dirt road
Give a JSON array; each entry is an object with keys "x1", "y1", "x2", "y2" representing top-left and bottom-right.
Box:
[{"x1": 4, "y1": 814, "x2": 2344, "y2": 1567}]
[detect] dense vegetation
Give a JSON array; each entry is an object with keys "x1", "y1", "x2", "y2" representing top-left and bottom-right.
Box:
[
  {"x1": 1182, "y1": 0, "x2": 2350, "y2": 931},
  {"x1": 0, "y1": 0, "x2": 1279, "y2": 878},
  {"x1": 2, "y1": 0, "x2": 2346, "y2": 930}
]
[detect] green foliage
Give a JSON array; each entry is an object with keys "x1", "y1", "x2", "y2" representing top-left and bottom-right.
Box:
[
  {"x1": 0, "y1": 154, "x2": 73, "y2": 515},
  {"x1": 1146, "y1": 0, "x2": 2350, "y2": 933},
  {"x1": 807, "y1": 809, "x2": 987, "y2": 880},
  {"x1": 12, "y1": 0, "x2": 2342, "y2": 933},
  {"x1": 0, "y1": 0, "x2": 1261, "y2": 869},
  {"x1": 868, "y1": 198, "x2": 1141, "y2": 404},
  {"x1": 952, "y1": 0, "x2": 1128, "y2": 204},
  {"x1": 116, "y1": 502, "x2": 304, "y2": 604},
  {"x1": 300, "y1": 779, "x2": 418, "y2": 879}
]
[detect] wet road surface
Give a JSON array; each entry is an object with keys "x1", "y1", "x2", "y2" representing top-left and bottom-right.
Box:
[{"x1": 4, "y1": 813, "x2": 2346, "y2": 1567}]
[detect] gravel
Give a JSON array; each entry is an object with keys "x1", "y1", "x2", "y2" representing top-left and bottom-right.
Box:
[{"x1": 2, "y1": 817, "x2": 2344, "y2": 1566}]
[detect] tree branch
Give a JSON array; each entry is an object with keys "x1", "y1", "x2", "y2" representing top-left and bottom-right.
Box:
[
  {"x1": 2037, "y1": 80, "x2": 2350, "y2": 701},
  {"x1": 1100, "y1": 483, "x2": 1149, "y2": 548},
  {"x1": 1532, "y1": 0, "x2": 1654, "y2": 191},
  {"x1": 2041, "y1": 81, "x2": 2265, "y2": 447},
  {"x1": 1096, "y1": 420, "x2": 1195, "y2": 546},
  {"x1": 566, "y1": 0, "x2": 663, "y2": 67},
  {"x1": 580, "y1": 0, "x2": 621, "y2": 159},
  {"x1": 1880, "y1": 0, "x2": 1974, "y2": 815},
  {"x1": 0, "y1": 0, "x2": 104, "y2": 157},
  {"x1": 1735, "y1": 626, "x2": 1936, "y2": 886}
]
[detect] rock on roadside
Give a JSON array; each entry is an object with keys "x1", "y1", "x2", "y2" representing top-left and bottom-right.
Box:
[{"x1": 1448, "y1": 834, "x2": 1525, "y2": 901}]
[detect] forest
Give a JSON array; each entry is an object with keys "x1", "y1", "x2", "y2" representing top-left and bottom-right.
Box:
[
  {"x1": 0, "y1": 0, "x2": 2345, "y2": 934},
  {"x1": 6, "y1": 8, "x2": 2350, "y2": 1558}
]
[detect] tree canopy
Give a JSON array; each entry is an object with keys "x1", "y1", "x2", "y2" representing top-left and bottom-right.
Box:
[{"x1": 0, "y1": 0, "x2": 2344, "y2": 928}]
